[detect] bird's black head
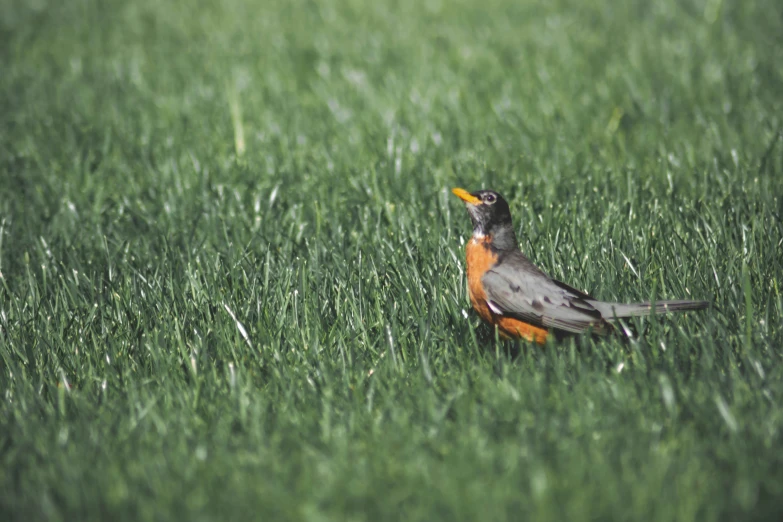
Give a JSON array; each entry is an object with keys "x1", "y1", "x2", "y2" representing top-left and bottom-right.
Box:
[{"x1": 452, "y1": 188, "x2": 517, "y2": 250}]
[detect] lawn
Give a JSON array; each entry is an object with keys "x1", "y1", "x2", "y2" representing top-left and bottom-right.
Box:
[{"x1": 1, "y1": 0, "x2": 782, "y2": 520}]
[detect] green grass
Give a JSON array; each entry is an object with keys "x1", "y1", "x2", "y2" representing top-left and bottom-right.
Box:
[{"x1": 2, "y1": 0, "x2": 783, "y2": 520}]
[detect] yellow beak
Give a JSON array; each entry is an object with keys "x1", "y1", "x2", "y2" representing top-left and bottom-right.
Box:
[{"x1": 452, "y1": 187, "x2": 482, "y2": 205}]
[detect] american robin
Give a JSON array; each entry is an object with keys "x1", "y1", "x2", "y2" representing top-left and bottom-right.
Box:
[{"x1": 452, "y1": 188, "x2": 708, "y2": 344}]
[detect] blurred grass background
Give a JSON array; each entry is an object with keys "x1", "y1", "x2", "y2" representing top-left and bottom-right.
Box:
[{"x1": 1, "y1": 0, "x2": 782, "y2": 520}]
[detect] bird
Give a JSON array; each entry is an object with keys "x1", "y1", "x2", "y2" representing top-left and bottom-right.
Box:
[{"x1": 452, "y1": 187, "x2": 708, "y2": 344}]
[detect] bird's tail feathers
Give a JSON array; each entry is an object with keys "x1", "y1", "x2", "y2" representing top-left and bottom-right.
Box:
[{"x1": 591, "y1": 299, "x2": 709, "y2": 320}]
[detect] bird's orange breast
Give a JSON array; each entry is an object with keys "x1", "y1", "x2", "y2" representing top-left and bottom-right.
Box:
[
  {"x1": 466, "y1": 236, "x2": 498, "y2": 325},
  {"x1": 465, "y1": 237, "x2": 549, "y2": 345}
]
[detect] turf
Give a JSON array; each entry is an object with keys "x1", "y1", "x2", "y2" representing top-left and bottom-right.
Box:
[{"x1": 2, "y1": 0, "x2": 783, "y2": 520}]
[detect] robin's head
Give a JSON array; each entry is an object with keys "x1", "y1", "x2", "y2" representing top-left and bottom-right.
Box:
[{"x1": 452, "y1": 188, "x2": 517, "y2": 248}]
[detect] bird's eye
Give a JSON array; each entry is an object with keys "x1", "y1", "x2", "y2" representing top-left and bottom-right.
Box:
[{"x1": 483, "y1": 193, "x2": 496, "y2": 204}]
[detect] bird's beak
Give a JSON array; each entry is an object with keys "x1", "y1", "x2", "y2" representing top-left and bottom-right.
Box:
[{"x1": 452, "y1": 188, "x2": 481, "y2": 205}]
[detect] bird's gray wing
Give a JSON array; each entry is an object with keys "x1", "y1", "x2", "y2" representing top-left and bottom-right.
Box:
[{"x1": 481, "y1": 262, "x2": 610, "y2": 335}]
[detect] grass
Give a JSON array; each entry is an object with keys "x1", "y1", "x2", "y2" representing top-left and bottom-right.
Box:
[{"x1": 1, "y1": 0, "x2": 782, "y2": 520}]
